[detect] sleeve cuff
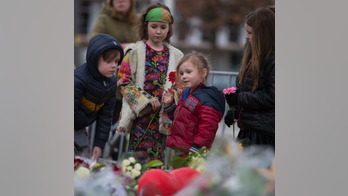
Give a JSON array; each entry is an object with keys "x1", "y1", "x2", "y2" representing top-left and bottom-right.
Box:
[
  {"x1": 93, "y1": 138, "x2": 106, "y2": 149},
  {"x1": 189, "y1": 143, "x2": 201, "y2": 153},
  {"x1": 164, "y1": 103, "x2": 176, "y2": 116}
]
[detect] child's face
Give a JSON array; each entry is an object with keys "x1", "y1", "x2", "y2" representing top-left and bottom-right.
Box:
[
  {"x1": 97, "y1": 52, "x2": 121, "y2": 78},
  {"x1": 245, "y1": 23, "x2": 253, "y2": 44},
  {"x1": 178, "y1": 60, "x2": 207, "y2": 91},
  {"x1": 146, "y1": 21, "x2": 169, "y2": 45}
]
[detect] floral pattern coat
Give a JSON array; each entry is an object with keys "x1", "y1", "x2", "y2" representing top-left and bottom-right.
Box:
[{"x1": 116, "y1": 41, "x2": 183, "y2": 161}]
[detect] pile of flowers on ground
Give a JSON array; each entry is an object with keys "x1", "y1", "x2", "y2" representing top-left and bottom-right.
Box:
[
  {"x1": 74, "y1": 137, "x2": 274, "y2": 196},
  {"x1": 173, "y1": 137, "x2": 275, "y2": 196}
]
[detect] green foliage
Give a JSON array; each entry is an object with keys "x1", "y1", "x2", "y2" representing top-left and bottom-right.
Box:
[
  {"x1": 168, "y1": 147, "x2": 208, "y2": 169},
  {"x1": 90, "y1": 164, "x2": 107, "y2": 173},
  {"x1": 146, "y1": 160, "x2": 163, "y2": 169}
]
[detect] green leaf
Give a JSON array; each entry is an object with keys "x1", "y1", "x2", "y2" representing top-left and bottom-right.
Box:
[
  {"x1": 141, "y1": 163, "x2": 148, "y2": 174},
  {"x1": 146, "y1": 160, "x2": 163, "y2": 168},
  {"x1": 198, "y1": 146, "x2": 207, "y2": 154},
  {"x1": 168, "y1": 156, "x2": 184, "y2": 168},
  {"x1": 90, "y1": 164, "x2": 107, "y2": 173}
]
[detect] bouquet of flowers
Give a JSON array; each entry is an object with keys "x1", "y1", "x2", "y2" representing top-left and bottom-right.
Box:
[
  {"x1": 119, "y1": 152, "x2": 167, "y2": 195},
  {"x1": 172, "y1": 137, "x2": 274, "y2": 196},
  {"x1": 74, "y1": 152, "x2": 166, "y2": 196},
  {"x1": 167, "y1": 147, "x2": 208, "y2": 174},
  {"x1": 74, "y1": 156, "x2": 128, "y2": 196}
]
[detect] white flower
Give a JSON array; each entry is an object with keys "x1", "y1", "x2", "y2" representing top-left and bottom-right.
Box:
[
  {"x1": 131, "y1": 172, "x2": 137, "y2": 179},
  {"x1": 126, "y1": 166, "x2": 133, "y2": 171},
  {"x1": 122, "y1": 166, "x2": 126, "y2": 172},
  {"x1": 134, "y1": 163, "x2": 142, "y2": 171},
  {"x1": 131, "y1": 169, "x2": 141, "y2": 178},
  {"x1": 74, "y1": 166, "x2": 90, "y2": 177},
  {"x1": 122, "y1": 159, "x2": 130, "y2": 166},
  {"x1": 134, "y1": 185, "x2": 138, "y2": 190},
  {"x1": 128, "y1": 157, "x2": 136, "y2": 163},
  {"x1": 126, "y1": 171, "x2": 132, "y2": 177}
]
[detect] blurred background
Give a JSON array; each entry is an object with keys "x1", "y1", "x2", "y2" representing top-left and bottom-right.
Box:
[{"x1": 74, "y1": 0, "x2": 275, "y2": 72}]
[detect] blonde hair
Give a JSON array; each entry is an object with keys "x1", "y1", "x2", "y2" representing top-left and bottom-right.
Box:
[
  {"x1": 107, "y1": 0, "x2": 137, "y2": 24},
  {"x1": 176, "y1": 51, "x2": 211, "y2": 84},
  {"x1": 136, "y1": 3, "x2": 175, "y2": 43}
]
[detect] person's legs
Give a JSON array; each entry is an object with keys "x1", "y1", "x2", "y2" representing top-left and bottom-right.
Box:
[{"x1": 74, "y1": 128, "x2": 90, "y2": 156}]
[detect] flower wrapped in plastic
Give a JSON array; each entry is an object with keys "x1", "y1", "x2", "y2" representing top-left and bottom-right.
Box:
[
  {"x1": 74, "y1": 156, "x2": 129, "y2": 196},
  {"x1": 172, "y1": 137, "x2": 275, "y2": 196}
]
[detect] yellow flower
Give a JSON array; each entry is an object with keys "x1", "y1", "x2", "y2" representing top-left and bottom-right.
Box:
[
  {"x1": 188, "y1": 157, "x2": 205, "y2": 169},
  {"x1": 236, "y1": 142, "x2": 243, "y2": 151},
  {"x1": 196, "y1": 165, "x2": 206, "y2": 174}
]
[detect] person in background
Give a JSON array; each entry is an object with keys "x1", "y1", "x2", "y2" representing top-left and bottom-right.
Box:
[
  {"x1": 90, "y1": 0, "x2": 139, "y2": 49},
  {"x1": 74, "y1": 34, "x2": 124, "y2": 161},
  {"x1": 89, "y1": 0, "x2": 140, "y2": 159},
  {"x1": 163, "y1": 51, "x2": 225, "y2": 158},
  {"x1": 224, "y1": 8, "x2": 275, "y2": 149},
  {"x1": 116, "y1": 3, "x2": 184, "y2": 162}
]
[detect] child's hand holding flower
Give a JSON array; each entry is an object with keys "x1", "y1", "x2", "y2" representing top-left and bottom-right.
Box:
[
  {"x1": 223, "y1": 87, "x2": 239, "y2": 106},
  {"x1": 223, "y1": 87, "x2": 238, "y2": 128},
  {"x1": 162, "y1": 88, "x2": 175, "y2": 106}
]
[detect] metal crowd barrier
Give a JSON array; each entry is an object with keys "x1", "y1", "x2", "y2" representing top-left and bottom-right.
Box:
[{"x1": 87, "y1": 70, "x2": 239, "y2": 163}]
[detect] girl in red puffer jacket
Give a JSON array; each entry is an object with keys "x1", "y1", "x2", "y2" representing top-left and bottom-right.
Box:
[{"x1": 162, "y1": 51, "x2": 225, "y2": 157}]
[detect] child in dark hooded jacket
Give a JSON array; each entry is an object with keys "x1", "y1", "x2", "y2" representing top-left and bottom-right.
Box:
[
  {"x1": 74, "y1": 34, "x2": 124, "y2": 160},
  {"x1": 162, "y1": 51, "x2": 225, "y2": 157}
]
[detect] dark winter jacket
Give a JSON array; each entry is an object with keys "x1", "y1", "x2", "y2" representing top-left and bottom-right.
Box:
[
  {"x1": 233, "y1": 55, "x2": 275, "y2": 136},
  {"x1": 74, "y1": 34, "x2": 124, "y2": 148},
  {"x1": 165, "y1": 83, "x2": 225, "y2": 154}
]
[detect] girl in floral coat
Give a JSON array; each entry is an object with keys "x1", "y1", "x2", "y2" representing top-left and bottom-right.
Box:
[{"x1": 116, "y1": 3, "x2": 183, "y2": 162}]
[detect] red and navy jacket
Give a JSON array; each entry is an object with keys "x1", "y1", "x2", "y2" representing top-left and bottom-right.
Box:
[{"x1": 165, "y1": 83, "x2": 225, "y2": 154}]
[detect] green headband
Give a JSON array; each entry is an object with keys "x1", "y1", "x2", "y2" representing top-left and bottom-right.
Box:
[{"x1": 145, "y1": 7, "x2": 172, "y2": 23}]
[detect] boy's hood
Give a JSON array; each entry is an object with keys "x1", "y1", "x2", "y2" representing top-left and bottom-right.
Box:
[{"x1": 86, "y1": 34, "x2": 124, "y2": 82}]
